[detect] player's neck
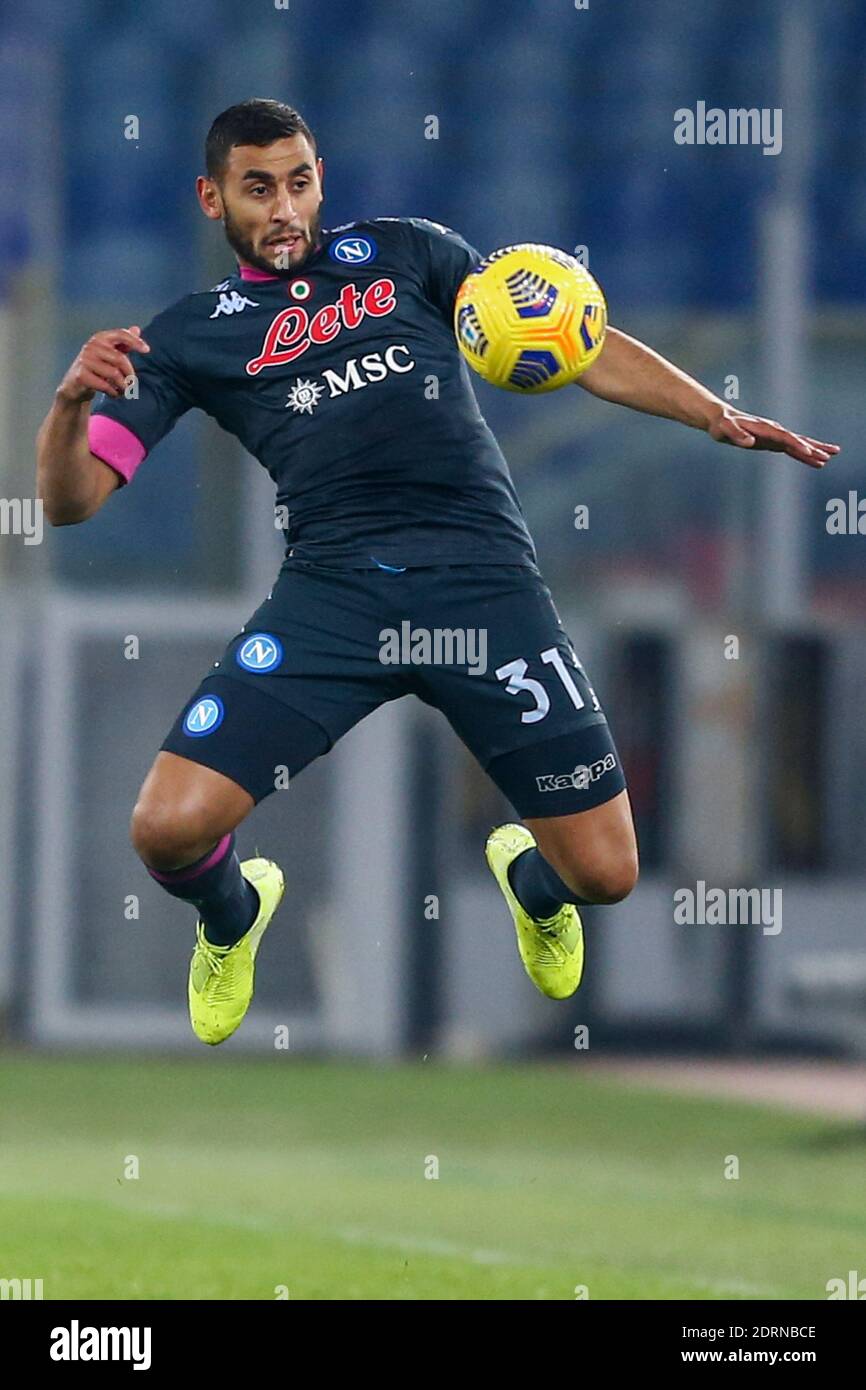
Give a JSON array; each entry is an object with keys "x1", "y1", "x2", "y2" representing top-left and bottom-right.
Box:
[{"x1": 236, "y1": 236, "x2": 325, "y2": 283}]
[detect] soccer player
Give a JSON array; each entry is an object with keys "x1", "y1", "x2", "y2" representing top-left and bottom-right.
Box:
[{"x1": 36, "y1": 100, "x2": 839, "y2": 1044}]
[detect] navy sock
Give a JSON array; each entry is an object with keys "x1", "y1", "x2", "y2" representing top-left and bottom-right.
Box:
[
  {"x1": 507, "y1": 847, "x2": 590, "y2": 921},
  {"x1": 147, "y1": 832, "x2": 259, "y2": 946}
]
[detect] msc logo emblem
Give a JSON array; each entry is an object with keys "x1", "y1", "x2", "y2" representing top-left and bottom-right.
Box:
[
  {"x1": 329, "y1": 235, "x2": 377, "y2": 265},
  {"x1": 286, "y1": 378, "x2": 325, "y2": 415},
  {"x1": 236, "y1": 632, "x2": 283, "y2": 672},
  {"x1": 183, "y1": 695, "x2": 225, "y2": 737}
]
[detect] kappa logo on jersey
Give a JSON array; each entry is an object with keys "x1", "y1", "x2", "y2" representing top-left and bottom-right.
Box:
[
  {"x1": 210, "y1": 290, "x2": 259, "y2": 319},
  {"x1": 536, "y1": 753, "x2": 617, "y2": 793},
  {"x1": 328, "y1": 234, "x2": 377, "y2": 265},
  {"x1": 245, "y1": 279, "x2": 397, "y2": 375},
  {"x1": 183, "y1": 695, "x2": 225, "y2": 736},
  {"x1": 236, "y1": 632, "x2": 283, "y2": 672}
]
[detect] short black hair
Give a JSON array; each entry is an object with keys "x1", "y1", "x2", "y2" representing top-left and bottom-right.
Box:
[{"x1": 205, "y1": 99, "x2": 317, "y2": 181}]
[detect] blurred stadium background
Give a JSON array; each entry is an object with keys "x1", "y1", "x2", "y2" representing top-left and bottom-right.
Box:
[{"x1": 0, "y1": 0, "x2": 864, "y2": 1300}]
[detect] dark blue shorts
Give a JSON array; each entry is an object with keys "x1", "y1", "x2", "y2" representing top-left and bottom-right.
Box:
[{"x1": 160, "y1": 559, "x2": 627, "y2": 818}]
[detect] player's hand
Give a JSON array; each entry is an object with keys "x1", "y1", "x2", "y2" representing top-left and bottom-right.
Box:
[
  {"x1": 56, "y1": 326, "x2": 151, "y2": 403},
  {"x1": 707, "y1": 406, "x2": 840, "y2": 468}
]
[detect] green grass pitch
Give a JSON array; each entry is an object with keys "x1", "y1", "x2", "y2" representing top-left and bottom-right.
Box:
[{"x1": 0, "y1": 1054, "x2": 862, "y2": 1300}]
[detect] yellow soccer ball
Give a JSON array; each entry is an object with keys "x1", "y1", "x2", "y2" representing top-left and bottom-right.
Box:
[{"x1": 455, "y1": 244, "x2": 607, "y2": 393}]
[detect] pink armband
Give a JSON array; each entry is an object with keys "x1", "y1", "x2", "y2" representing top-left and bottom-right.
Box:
[{"x1": 88, "y1": 416, "x2": 147, "y2": 484}]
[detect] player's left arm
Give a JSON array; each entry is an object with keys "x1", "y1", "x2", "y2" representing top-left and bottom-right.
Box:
[{"x1": 577, "y1": 326, "x2": 840, "y2": 468}]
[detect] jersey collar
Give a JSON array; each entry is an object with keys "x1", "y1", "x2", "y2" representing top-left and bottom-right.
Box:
[{"x1": 238, "y1": 264, "x2": 281, "y2": 283}]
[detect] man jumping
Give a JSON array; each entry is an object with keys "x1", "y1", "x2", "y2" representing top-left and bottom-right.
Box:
[{"x1": 36, "y1": 100, "x2": 839, "y2": 1044}]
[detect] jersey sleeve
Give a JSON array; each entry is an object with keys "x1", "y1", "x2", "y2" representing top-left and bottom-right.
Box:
[
  {"x1": 88, "y1": 300, "x2": 196, "y2": 486},
  {"x1": 402, "y1": 217, "x2": 484, "y2": 325}
]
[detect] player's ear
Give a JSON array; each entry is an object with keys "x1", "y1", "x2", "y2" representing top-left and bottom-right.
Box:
[{"x1": 196, "y1": 174, "x2": 224, "y2": 222}]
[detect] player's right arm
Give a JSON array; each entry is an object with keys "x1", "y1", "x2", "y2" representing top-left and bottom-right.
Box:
[{"x1": 36, "y1": 326, "x2": 150, "y2": 525}]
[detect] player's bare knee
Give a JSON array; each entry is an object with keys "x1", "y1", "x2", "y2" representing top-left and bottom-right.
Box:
[
  {"x1": 557, "y1": 849, "x2": 639, "y2": 905},
  {"x1": 129, "y1": 797, "x2": 217, "y2": 872},
  {"x1": 582, "y1": 852, "x2": 639, "y2": 904}
]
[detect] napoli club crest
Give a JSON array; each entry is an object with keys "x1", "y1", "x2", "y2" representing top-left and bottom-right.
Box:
[
  {"x1": 183, "y1": 695, "x2": 225, "y2": 736},
  {"x1": 236, "y1": 632, "x2": 283, "y2": 672},
  {"x1": 328, "y1": 235, "x2": 377, "y2": 265}
]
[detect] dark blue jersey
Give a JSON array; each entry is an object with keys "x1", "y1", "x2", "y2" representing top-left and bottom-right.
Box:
[{"x1": 89, "y1": 216, "x2": 539, "y2": 570}]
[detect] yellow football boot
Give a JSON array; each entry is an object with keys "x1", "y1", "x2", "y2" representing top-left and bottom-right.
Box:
[
  {"x1": 188, "y1": 857, "x2": 286, "y2": 1045},
  {"x1": 485, "y1": 824, "x2": 584, "y2": 1000}
]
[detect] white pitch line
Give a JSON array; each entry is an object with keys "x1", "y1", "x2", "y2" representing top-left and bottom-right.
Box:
[
  {"x1": 687, "y1": 1276, "x2": 781, "y2": 1299},
  {"x1": 336, "y1": 1229, "x2": 782, "y2": 1295},
  {"x1": 335, "y1": 1226, "x2": 532, "y2": 1266},
  {"x1": 1, "y1": 1188, "x2": 786, "y2": 1297}
]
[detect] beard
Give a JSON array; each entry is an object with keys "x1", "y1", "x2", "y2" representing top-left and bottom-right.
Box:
[{"x1": 222, "y1": 205, "x2": 323, "y2": 278}]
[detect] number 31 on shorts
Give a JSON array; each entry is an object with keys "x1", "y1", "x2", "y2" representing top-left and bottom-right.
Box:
[{"x1": 495, "y1": 646, "x2": 601, "y2": 725}]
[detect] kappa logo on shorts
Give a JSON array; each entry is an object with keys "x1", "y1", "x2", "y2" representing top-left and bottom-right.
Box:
[
  {"x1": 183, "y1": 695, "x2": 225, "y2": 737},
  {"x1": 236, "y1": 632, "x2": 283, "y2": 672},
  {"x1": 536, "y1": 753, "x2": 616, "y2": 793}
]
